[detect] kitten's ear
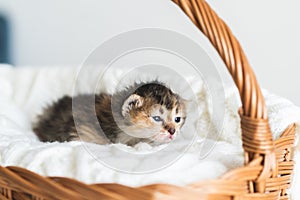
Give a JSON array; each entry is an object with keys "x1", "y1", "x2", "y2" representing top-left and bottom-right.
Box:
[{"x1": 122, "y1": 94, "x2": 144, "y2": 117}]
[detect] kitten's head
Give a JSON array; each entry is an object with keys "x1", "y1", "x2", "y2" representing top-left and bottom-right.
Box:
[{"x1": 121, "y1": 82, "x2": 187, "y2": 144}]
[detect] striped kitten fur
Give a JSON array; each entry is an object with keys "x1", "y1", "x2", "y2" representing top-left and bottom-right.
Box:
[{"x1": 33, "y1": 81, "x2": 187, "y2": 146}]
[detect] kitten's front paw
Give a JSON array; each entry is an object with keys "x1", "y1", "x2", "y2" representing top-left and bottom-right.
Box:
[{"x1": 134, "y1": 142, "x2": 153, "y2": 151}]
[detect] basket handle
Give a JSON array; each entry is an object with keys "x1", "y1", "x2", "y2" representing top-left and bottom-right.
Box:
[{"x1": 172, "y1": 0, "x2": 276, "y2": 192}]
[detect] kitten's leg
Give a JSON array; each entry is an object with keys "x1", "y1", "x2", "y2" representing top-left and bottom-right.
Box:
[{"x1": 76, "y1": 125, "x2": 110, "y2": 145}]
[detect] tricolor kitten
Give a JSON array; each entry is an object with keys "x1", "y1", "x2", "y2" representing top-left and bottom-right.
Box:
[{"x1": 33, "y1": 81, "x2": 187, "y2": 146}]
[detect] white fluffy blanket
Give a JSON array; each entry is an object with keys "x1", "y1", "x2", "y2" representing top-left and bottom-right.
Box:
[{"x1": 0, "y1": 64, "x2": 300, "y2": 199}]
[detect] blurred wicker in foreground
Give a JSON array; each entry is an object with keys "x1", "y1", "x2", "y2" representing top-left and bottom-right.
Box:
[{"x1": 0, "y1": 0, "x2": 296, "y2": 199}]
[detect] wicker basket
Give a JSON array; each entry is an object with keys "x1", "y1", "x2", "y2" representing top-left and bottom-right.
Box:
[{"x1": 0, "y1": 0, "x2": 296, "y2": 199}]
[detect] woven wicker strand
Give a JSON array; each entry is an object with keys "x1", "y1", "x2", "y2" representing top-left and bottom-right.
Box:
[
  {"x1": 0, "y1": 0, "x2": 296, "y2": 199},
  {"x1": 172, "y1": 0, "x2": 277, "y2": 194}
]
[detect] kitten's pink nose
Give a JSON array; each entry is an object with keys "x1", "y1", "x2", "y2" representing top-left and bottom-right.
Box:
[{"x1": 168, "y1": 128, "x2": 175, "y2": 135}]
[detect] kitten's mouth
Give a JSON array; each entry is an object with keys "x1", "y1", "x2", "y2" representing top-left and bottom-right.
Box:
[
  {"x1": 154, "y1": 133, "x2": 176, "y2": 143},
  {"x1": 149, "y1": 133, "x2": 173, "y2": 143}
]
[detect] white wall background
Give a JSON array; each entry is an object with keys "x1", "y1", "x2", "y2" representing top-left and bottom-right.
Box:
[{"x1": 0, "y1": 0, "x2": 299, "y2": 105}]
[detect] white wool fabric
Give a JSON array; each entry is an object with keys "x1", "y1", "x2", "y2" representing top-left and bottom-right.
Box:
[{"x1": 0, "y1": 64, "x2": 299, "y2": 199}]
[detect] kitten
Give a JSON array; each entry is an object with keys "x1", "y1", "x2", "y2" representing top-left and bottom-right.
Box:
[{"x1": 33, "y1": 81, "x2": 187, "y2": 146}]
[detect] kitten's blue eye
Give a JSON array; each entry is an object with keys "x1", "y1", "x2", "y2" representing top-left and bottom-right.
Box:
[
  {"x1": 175, "y1": 117, "x2": 181, "y2": 123},
  {"x1": 152, "y1": 116, "x2": 162, "y2": 122}
]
